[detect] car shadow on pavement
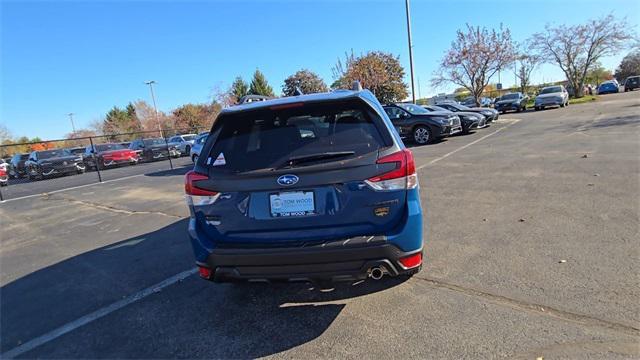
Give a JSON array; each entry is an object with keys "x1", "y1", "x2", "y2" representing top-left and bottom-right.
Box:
[{"x1": 1, "y1": 219, "x2": 408, "y2": 358}]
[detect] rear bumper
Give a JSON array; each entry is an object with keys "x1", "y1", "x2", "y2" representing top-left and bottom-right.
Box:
[
  {"x1": 187, "y1": 188, "x2": 424, "y2": 282},
  {"x1": 202, "y1": 241, "x2": 422, "y2": 282}
]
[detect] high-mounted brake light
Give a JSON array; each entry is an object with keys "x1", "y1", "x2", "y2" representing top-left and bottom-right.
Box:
[
  {"x1": 269, "y1": 102, "x2": 304, "y2": 110},
  {"x1": 365, "y1": 149, "x2": 418, "y2": 191}
]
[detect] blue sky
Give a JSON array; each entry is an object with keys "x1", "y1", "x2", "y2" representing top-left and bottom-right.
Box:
[{"x1": 2, "y1": 0, "x2": 638, "y2": 140}]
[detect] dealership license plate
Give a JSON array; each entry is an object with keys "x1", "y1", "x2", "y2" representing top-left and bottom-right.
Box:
[{"x1": 270, "y1": 191, "x2": 315, "y2": 217}]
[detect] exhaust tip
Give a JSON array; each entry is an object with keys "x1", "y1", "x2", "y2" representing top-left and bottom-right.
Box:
[{"x1": 369, "y1": 267, "x2": 384, "y2": 280}]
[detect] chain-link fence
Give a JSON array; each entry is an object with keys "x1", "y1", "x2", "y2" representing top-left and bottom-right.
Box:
[{"x1": 0, "y1": 127, "x2": 208, "y2": 201}]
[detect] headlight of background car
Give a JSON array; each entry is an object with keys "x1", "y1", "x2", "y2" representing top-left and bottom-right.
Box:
[
  {"x1": 481, "y1": 111, "x2": 492, "y2": 116},
  {"x1": 436, "y1": 117, "x2": 450, "y2": 125}
]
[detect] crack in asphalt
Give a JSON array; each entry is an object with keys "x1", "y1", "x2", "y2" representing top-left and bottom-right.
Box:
[
  {"x1": 414, "y1": 275, "x2": 640, "y2": 337},
  {"x1": 43, "y1": 194, "x2": 184, "y2": 219}
]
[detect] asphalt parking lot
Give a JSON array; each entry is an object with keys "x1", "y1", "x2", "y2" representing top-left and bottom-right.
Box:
[{"x1": 1, "y1": 91, "x2": 638, "y2": 359}]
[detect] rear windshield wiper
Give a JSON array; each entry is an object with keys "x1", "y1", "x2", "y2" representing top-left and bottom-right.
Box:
[{"x1": 277, "y1": 151, "x2": 355, "y2": 169}]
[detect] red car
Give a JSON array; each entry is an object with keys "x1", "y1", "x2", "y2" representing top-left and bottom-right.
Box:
[
  {"x1": 0, "y1": 166, "x2": 8, "y2": 186},
  {"x1": 84, "y1": 143, "x2": 139, "y2": 170}
]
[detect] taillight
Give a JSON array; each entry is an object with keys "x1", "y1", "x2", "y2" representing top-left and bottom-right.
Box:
[
  {"x1": 365, "y1": 149, "x2": 418, "y2": 191},
  {"x1": 399, "y1": 252, "x2": 422, "y2": 269},
  {"x1": 185, "y1": 170, "x2": 219, "y2": 206}
]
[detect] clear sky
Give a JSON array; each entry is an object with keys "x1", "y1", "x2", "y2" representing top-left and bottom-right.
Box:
[{"x1": 2, "y1": 0, "x2": 638, "y2": 140}]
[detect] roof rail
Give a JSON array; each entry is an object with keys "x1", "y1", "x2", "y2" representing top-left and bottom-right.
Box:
[{"x1": 237, "y1": 94, "x2": 275, "y2": 104}]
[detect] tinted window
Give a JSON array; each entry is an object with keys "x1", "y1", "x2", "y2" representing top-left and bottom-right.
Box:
[
  {"x1": 427, "y1": 105, "x2": 449, "y2": 112},
  {"x1": 540, "y1": 86, "x2": 563, "y2": 94},
  {"x1": 501, "y1": 93, "x2": 520, "y2": 100},
  {"x1": 384, "y1": 106, "x2": 407, "y2": 120},
  {"x1": 196, "y1": 135, "x2": 208, "y2": 144},
  {"x1": 207, "y1": 100, "x2": 387, "y2": 173},
  {"x1": 397, "y1": 103, "x2": 429, "y2": 115},
  {"x1": 38, "y1": 149, "x2": 70, "y2": 159},
  {"x1": 143, "y1": 138, "x2": 165, "y2": 146},
  {"x1": 183, "y1": 135, "x2": 196, "y2": 141},
  {"x1": 96, "y1": 143, "x2": 126, "y2": 152}
]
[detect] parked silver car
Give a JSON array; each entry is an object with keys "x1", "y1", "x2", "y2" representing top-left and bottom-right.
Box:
[
  {"x1": 534, "y1": 85, "x2": 569, "y2": 110},
  {"x1": 167, "y1": 134, "x2": 197, "y2": 156},
  {"x1": 189, "y1": 133, "x2": 209, "y2": 163}
]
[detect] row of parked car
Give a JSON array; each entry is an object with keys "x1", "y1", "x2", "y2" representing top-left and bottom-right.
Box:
[{"x1": 0, "y1": 133, "x2": 211, "y2": 184}]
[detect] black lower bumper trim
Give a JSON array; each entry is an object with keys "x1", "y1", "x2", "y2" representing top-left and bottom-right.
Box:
[{"x1": 204, "y1": 243, "x2": 421, "y2": 282}]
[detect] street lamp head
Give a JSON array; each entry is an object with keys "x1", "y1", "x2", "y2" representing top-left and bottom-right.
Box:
[{"x1": 144, "y1": 80, "x2": 156, "y2": 85}]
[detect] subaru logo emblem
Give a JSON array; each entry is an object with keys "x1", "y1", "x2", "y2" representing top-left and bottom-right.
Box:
[
  {"x1": 63, "y1": 161, "x2": 67, "y2": 165},
  {"x1": 277, "y1": 174, "x2": 299, "y2": 186}
]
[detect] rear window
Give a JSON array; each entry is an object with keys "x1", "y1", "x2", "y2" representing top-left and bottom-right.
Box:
[
  {"x1": 96, "y1": 143, "x2": 125, "y2": 151},
  {"x1": 207, "y1": 100, "x2": 388, "y2": 173},
  {"x1": 540, "y1": 86, "x2": 562, "y2": 94},
  {"x1": 38, "y1": 149, "x2": 70, "y2": 159},
  {"x1": 143, "y1": 138, "x2": 165, "y2": 146},
  {"x1": 501, "y1": 93, "x2": 520, "y2": 100}
]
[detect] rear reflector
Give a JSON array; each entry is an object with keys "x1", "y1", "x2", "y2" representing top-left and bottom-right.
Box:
[
  {"x1": 399, "y1": 252, "x2": 422, "y2": 269},
  {"x1": 198, "y1": 266, "x2": 212, "y2": 279}
]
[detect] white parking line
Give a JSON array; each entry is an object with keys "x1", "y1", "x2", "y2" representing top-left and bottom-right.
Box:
[
  {"x1": 416, "y1": 119, "x2": 520, "y2": 170},
  {"x1": 1, "y1": 268, "x2": 198, "y2": 359},
  {"x1": 0, "y1": 174, "x2": 145, "y2": 204}
]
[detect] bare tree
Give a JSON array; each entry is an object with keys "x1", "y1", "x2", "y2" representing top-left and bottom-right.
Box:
[
  {"x1": 530, "y1": 14, "x2": 634, "y2": 98},
  {"x1": 514, "y1": 41, "x2": 541, "y2": 94},
  {"x1": 432, "y1": 24, "x2": 515, "y2": 106},
  {"x1": 0, "y1": 123, "x2": 12, "y2": 144}
]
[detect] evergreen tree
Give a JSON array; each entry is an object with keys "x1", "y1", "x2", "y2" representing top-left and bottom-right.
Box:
[
  {"x1": 230, "y1": 76, "x2": 249, "y2": 101},
  {"x1": 249, "y1": 69, "x2": 274, "y2": 97}
]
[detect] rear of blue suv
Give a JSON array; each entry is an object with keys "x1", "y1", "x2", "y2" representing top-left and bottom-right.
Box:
[{"x1": 185, "y1": 89, "x2": 424, "y2": 282}]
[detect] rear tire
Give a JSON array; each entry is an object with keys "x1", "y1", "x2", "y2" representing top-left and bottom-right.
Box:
[
  {"x1": 412, "y1": 125, "x2": 432, "y2": 145},
  {"x1": 192, "y1": 154, "x2": 198, "y2": 163}
]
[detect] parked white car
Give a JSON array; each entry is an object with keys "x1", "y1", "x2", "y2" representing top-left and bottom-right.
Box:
[
  {"x1": 190, "y1": 133, "x2": 208, "y2": 163},
  {"x1": 534, "y1": 85, "x2": 569, "y2": 110},
  {"x1": 167, "y1": 134, "x2": 197, "y2": 156}
]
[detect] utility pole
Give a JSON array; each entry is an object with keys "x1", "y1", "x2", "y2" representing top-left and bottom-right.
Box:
[
  {"x1": 67, "y1": 113, "x2": 76, "y2": 133},
  {"x1": 144, "y1": 80, "x2": 162, "y2": 136},
  {"x1": 405, "y1": 0, "x2": 416, "y2": 104}
]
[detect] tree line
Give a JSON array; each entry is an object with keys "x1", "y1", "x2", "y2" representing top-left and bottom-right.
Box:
[
  {"x1": 2, "y1": 13, "x2": 637, "y2": 145},
  {"x1": 433, "y1": 14, "x2": 637, "y2": 105}
]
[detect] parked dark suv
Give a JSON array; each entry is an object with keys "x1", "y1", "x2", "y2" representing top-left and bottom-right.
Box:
[
  {"x1": 383, "y1": 103, "x2": 462, "y2": 144},
  {"x1": 8, "y1": 153, "x2": 30, "y2": 178},
  {"x1": 494, "y1": 92, "x2": 528, "y2": 113},
  {"x1": 624, "y1": 76, "x2": 640, "y2": 92},
  {"x1": 129, "y1": 138, "x2": 180, "y2": 162},
  {"x1": 185, "y1": 87, "x2": 424, "y2": 283},
  {"x1": 24, "y1": 149, "x2": 86, "y2": 180}
]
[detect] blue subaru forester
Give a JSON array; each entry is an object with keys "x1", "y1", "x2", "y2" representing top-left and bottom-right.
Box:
[{"x1": 185, "y1": 85, "x2": 424, "y2": 282}]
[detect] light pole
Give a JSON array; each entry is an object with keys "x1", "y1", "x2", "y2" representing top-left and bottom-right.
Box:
[
  {"x1": 67, "y1": 113, "x2": 76, "y2": 134},
  {"x1": 405, "y1": 0, "x2": 416, "y2": 104},
  {"x1": 144, "y1": 80, "x2": 162, "y2": 136}
]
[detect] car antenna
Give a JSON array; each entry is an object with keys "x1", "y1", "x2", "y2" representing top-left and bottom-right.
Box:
[
  {"x1": 352, "y1": 81, "x2": 363, "y2": 91},
  {"x1": 293, "y1": 87, "x2": 304, "y2": 96}
]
